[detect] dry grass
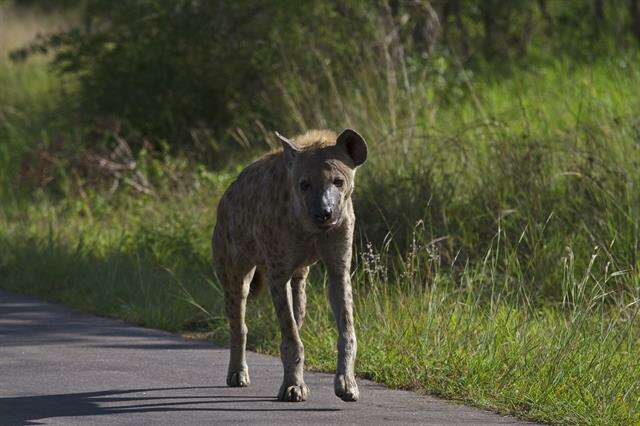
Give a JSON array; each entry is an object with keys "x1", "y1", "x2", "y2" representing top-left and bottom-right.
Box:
[{"x1": 0, "y1": 3, "x2": 78, "y2": 56}]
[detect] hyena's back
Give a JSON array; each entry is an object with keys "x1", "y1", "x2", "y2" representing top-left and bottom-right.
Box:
[{"x1": 212, "y1": 149, "x2": 301, "y2": 283}]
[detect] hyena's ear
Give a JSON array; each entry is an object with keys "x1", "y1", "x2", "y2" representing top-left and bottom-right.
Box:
[
  {"x1": 337, "y1": 128, "x2": 368, "y2": 167},
  {"x1": 276, "y1": 131, "x2": 298, "y2": 170}
]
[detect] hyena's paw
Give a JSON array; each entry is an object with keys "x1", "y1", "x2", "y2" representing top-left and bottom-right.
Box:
[
  {"x1": 226, "y1": 367, "x2": 250, "y2": 387},
  {"x1": 334, "y1": 374, "x2": 359, "y2": 402},
  {"x1": 277, "y1": 382, "x2": 309, "y2": 402}
]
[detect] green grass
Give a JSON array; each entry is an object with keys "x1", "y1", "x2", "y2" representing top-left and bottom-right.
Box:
[{"x1": 2, "y1": 10, "x2": 640, "y2": 423}]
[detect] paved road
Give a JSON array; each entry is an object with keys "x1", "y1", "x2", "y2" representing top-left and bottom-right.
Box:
[{"x1": 0, "y1": 290, "x2": 533, "y2": 425}]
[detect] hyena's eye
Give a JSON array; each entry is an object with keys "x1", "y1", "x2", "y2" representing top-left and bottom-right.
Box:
[
  {"x1": 333, "y1": 178, "x2": 344, "y2": 188},
  {"x1": 299, "y1": 180, "x2": 310, "y2": 191}
]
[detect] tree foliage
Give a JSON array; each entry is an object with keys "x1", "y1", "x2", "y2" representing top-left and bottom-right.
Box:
[{"x1": 10, "y1": 0, "x2": 640, "y2": 150}]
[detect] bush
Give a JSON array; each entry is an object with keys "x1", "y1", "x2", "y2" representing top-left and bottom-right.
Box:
[
  {"x1": 26, "y1": 1, "x2": 380, "y2": 150},
  {"x1": 11, "y1": 0, "x2": 640, "y2": 156}
]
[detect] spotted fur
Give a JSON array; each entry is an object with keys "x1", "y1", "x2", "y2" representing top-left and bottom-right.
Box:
[{"x1": 212, "y1": 128, "x2": 367, "y2": 402}]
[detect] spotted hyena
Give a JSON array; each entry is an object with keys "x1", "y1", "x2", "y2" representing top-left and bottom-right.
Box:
[{"x1": 211, "y1": 129, "x2": 367, "y2": 402}]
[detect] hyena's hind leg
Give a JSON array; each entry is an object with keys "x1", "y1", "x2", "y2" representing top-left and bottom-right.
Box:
[
  {"x1": 222, "y1": 265, "x2": 255, "y2": 387},
  {"x1": 291, "y1": 266, "x2": 309, "y2": 329}
]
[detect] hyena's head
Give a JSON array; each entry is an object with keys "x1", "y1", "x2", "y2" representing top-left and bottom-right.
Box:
[{"x1": 277, "y1": 129, "x2": 368, "y2": 232}]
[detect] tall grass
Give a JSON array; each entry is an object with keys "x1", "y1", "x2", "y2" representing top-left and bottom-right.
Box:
[{"x1": 278, "y1": 51, "x2": 640, "y2": 300}]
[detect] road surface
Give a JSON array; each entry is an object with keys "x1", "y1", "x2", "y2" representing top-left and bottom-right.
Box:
[{"x1": 0, "y1": 289, "x2": 533, "y2": 425}]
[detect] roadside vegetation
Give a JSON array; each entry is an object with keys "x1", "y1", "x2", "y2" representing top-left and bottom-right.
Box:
[{"x1": 1, "y1": 1, "x2": 640, "y2": 424}]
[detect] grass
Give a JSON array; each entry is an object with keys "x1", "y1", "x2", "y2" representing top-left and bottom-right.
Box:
[{"x1": 2, "y1": 5, "x2": 640, "y2": 424}]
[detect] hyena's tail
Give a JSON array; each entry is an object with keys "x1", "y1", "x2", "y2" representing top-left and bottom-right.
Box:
[{"x1": 249, "y1": 267, "x2": 265, "y2": 298}]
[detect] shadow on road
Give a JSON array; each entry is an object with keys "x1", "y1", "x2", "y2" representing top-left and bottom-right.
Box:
[
  {"x1": 0, "y1": 386, "x2": 340, "y2": 425},
  {"x1": 0, "y1": 295, "x2": 212, "y2": 349}
]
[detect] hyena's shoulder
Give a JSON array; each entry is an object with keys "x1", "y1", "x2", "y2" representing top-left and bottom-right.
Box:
[{"x1": 219, "y1": 150, "x2": 288, "y2": 212}]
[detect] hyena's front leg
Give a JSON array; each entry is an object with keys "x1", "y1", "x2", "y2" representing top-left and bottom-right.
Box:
[
  {"x1": 320, "y1": 229, "x2": 359, "y2": 402},
  {"x1": 268, "y1": 268, "x2": 309, "y2": 402},
  {"x1": 291, "y1": 266, "x2": 309, "y2": 329},
  {"x1": 327, "y1": 269, "x2": 359, "y2": 401}
]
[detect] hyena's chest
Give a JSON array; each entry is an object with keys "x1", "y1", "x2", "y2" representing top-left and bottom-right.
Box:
[{"x1": 251, "y1": 220, "x2": 320, "y2": 268}]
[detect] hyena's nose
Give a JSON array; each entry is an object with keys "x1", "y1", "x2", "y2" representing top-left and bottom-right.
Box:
[{"x1": 315, "y1": 208, "x2": 332, "y2": 224}]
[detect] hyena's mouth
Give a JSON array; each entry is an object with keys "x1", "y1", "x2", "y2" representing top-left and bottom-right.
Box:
[{"x1": 316, "y1": 219, "x2": 339, "y2": 230}]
